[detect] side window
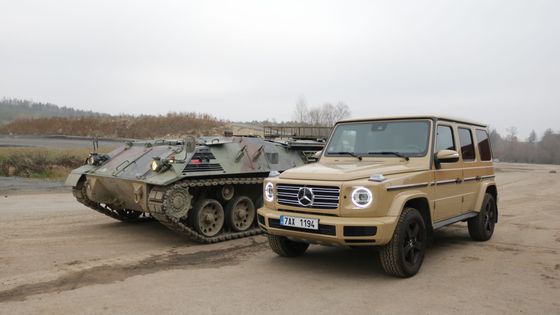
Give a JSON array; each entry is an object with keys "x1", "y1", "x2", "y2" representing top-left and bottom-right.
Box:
[
  {"x1": 476, "y1": 129, "x2": 492, "y2": 161},
  {"x1": 435, "y1": 125, "x2": 455, "y2": 152},
  {"x1": 458, "y1": 128, "x2": 475, "y2": 161}
]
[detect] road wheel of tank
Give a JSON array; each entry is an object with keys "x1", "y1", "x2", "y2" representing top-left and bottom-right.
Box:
[
  {"x1": 219, "y1": 185, "x2": 235, "y2": 201},
  {"x1": 379, "y1": 207, "x2": 426, "y2": 278},
  {"x1": 225, "y1": 196, "x2": 255, "y2": 232},
  {"x1": 191, "y1": 198, "x2": 225, "y2": 237},
  {"x1": 468, "y1": 193, "x2": 497, "y2": 241},
  {"x1": 268, "y1": 235, "x2": 309, "y2": 257},
  {"x1": 115, "y1": 208, "x2": 143, "y2": 222}
]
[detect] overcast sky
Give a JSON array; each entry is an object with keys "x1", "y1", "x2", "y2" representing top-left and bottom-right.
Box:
[{"x1": 1, "y1": 0, "x2": 558, "y2": 138}]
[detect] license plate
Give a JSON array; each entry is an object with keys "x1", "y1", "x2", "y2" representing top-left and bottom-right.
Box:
[{"x1": 280, "y1": 215, "x2": 319, "y2": 230}]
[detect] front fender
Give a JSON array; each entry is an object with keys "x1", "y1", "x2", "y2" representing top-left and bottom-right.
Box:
[
  {"x1": 386, "y1": 190, "x2": 431, "y2": 217},
  {"x1": 64, "y1": 165, "x2": 96, "y2": 187}
]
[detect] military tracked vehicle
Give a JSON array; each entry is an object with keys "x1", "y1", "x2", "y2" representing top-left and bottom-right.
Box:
[{"x1": 65, "y1": 127, "x2": 327, "y2": 243}]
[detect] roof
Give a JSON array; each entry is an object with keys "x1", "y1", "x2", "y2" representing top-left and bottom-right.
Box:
[{"x1": 336, "y1": 115, "x2": 487, "y2": 128}]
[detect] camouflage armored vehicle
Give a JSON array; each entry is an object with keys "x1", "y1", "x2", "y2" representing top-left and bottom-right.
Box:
[{"x1": 65, "y1": 129, "x2": 325, "y2": 243}]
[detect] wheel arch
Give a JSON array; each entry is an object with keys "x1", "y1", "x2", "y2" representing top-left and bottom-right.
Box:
[
  {"x1": 403, "y1": 197, "x2": 433, "y2": 236},
  {"x1": 485, "y1": 184, "x2": 498, "y2": 223},
  {"x1": 387, "y1": 192, "x2": 433, "y2": 234},
  {"x1": 474, "y1": 181, "x2": 498, "y2": 218},
  {"x1": 486, "y1": 185, "x2": 498, "y2": 202}
]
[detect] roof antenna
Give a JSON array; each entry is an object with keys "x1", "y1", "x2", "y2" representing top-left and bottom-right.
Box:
[{"x1": 92, "y1": 135, "x2": 99, "y2": 152}]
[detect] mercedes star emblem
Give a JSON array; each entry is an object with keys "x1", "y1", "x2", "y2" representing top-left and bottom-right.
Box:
[{"x1": 297, "y1": 187, "x2": 314, "y2": 206}]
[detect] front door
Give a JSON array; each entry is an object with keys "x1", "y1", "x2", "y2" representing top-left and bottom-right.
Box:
[{"x1": 433, "y1": 124, "x2": 464, "y2": 221}]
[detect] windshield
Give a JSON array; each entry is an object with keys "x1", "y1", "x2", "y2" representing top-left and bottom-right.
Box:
[{"x1": 325, "y1": 120, "x2": 431, "y2": 158}]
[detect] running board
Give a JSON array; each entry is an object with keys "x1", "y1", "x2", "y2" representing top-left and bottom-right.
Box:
[{"x1": 433, "y1": 212, "x2": 478, "y2": 230}]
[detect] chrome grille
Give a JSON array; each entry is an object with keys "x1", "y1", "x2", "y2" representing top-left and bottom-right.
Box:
[{"x1": 277, "y1": 184, "x2": 340, "y2": 209}]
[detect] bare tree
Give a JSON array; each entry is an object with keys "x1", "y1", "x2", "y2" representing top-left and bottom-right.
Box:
[
  {"x1": 332, "y1": 102, "x2": 351, "y2": 125},
  {"x1": 293, "y1": 100, "x2": 351, "y2": 126},
  {"x1": 527, "y1": 130, "x2": 537, "y2": 143},
  {"x1": 506, "y1": 126, "x2": 518, "y2": 142},
  {"x1": 307, "y1": 107, "x2": 323, "y2": 126},
  {"x1": 293, "y1": 97, "x2": 308, "y2": 123}
]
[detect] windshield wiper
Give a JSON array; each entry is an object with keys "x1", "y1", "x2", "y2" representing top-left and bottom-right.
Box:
[
  {"x1": 367, "y1": 151, "x2": 410, "y2": 161},
  {"x1": 329, "y1": 151, "x2": 363, "y2": 161}
]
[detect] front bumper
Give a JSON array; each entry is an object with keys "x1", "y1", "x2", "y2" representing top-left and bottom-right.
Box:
[
  {"x1": 83, "y1": 175, "x2": 150, "y2": 212},
  {"x1": 257, "y1": 207, "x2": 398, "y2": 247}
]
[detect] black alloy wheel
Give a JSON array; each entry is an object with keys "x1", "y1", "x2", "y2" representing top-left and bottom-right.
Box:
[
  {"x1": 380, "y1": 207, "x2": 427, "y2": 278},
  {"x1": 468, "y1": 193, "x2": 497, "y2": 241}
]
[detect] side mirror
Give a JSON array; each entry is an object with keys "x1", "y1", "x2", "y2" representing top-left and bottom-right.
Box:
[
  {"x1": 313, "y1": 150, "x2": 323, "y2": 159},
  {"x1": 435, "y1": 149, "x2": 460, "y2": 163}
]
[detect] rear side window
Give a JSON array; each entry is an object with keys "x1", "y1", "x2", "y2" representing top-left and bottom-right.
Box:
[
  {"x1": 458, "y1": 128, "x2": 475, "y2": 161},
  {"x1": 476, "y1": 129, "x2": 492, "y2": 161},
  {"x1": 435, "y1": 125, "x2": 455, "y2": 152}
]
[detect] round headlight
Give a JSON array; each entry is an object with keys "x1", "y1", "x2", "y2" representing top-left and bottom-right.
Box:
[
  {"x1": 151, "y1": 160, "x2": 160, "y2": 172},
  {"x1": 264, "y1": 182, "x2": 274, "y2": 202},
  {"x1": 351, "y1": 186, "x2": 372, "y2": 208}
]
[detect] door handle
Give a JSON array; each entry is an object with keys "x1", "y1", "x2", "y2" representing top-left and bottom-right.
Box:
[{"x1": 455, "y1": 178, "x2": 463, "y2": 184}]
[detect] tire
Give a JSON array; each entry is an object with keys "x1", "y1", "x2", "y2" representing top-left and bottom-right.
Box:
[
  {"x1": 468, "y1": 193, "x2": 497, "y2": 241},
  {"x1": 225, "y1": 196, "x2": 255, "y2": 232},
  {"x1": 253, "y1": 195, "x2": 264, "y2": 209},
  {"x1": 191, "y1": 198, "x2": 225, "y2": 237},
  {"x1": 268, "y1": 235, "x2": 309, "y2": 257},
  {"x1": 253, "y1": 196, "x2": 263, "y2": 225},
  {"x1": 380, "y1": 207, "x2": 427, "y2": 278}
]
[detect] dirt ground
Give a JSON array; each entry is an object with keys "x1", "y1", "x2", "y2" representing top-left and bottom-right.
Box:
[
  {"x1": 0, "y1": 163, "x2": 559, "y2": 314},
  {"x1": 0, "y1": 177, "x2": 68, "y2": 195}
]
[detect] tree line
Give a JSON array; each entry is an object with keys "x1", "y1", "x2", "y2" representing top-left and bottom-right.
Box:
[
  {"x1": 0, "y1": 98, "x2": 107, "y2": 125},
  {"x1": 491, "y1": 127, "x2": 560, "y2": 165},
  {"x1": 292, "y1": 98, "x2": 351, "y2": 126},
  {"x1": 3, "y1": 98, "x2": 558, "y2": 165}
]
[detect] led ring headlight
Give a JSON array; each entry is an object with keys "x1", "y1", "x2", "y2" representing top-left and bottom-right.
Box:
[
  {"x1": 264, "y1": 182, "x2": 274, "y2": 202},
  {"x1": 351, "y1": 186, "x2": 373, "y2": 208}
]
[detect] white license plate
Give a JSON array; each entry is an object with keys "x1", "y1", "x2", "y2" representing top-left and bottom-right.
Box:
[{"x1": 280, "y1": 215, "x2": 319, "y2": 230}]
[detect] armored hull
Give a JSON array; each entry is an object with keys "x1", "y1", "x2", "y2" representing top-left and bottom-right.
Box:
[{"x1": 66, "y1": 135, "x2": 324, "y2": 243}]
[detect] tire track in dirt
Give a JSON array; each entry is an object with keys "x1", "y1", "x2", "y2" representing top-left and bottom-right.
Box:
[{"x1": 0, "y1": 238, "x2": 267, "y2": 303}]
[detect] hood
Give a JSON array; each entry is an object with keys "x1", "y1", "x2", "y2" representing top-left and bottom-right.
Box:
[
  {"x1": 279, "y1": 161, "x2": 426, "y2": 181},
  {"x1": 89, "y1": 141, "x2": 183, "y2": 180}
]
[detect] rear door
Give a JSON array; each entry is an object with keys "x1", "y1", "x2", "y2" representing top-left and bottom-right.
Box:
[
  {"x1": 461, "y1": 128, "x2": 494, "y2": 212},
  {"x1": 457, "y1": 126, "x2": 479, "y2": 212}
]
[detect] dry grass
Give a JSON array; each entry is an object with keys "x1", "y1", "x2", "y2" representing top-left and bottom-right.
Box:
[
  {"x1": 0, "y1": 113, "x2": 225, "y2": 138},
  {"x1": 0, "y1": 147, "x2": 109, "y2": 180}
]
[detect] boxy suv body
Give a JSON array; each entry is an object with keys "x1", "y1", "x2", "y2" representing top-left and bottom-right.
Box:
[{"x1": 257, "y1": 116, "x2": 498, "y2": 277}]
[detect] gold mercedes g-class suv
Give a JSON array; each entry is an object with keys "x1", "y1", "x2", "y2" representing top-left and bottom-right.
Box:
[{"x1": 257, "y1": 116, "x2": 498, "y2": 277}]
